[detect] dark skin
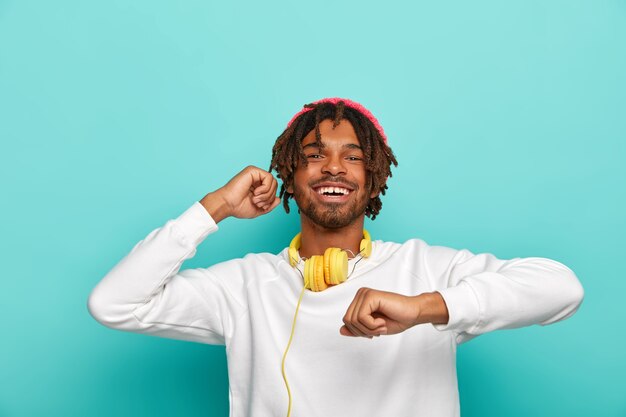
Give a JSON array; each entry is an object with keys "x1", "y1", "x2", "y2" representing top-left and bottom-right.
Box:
[
  {"x1": 200, "y1": 119, "x2": 449, "y2": 338},
  {"x1": 287, "y1": 119, "x2": 376, "y2": 258}
]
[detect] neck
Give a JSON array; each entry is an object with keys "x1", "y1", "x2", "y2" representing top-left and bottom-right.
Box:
[{"x1": 298, "y1": 215, "x2": 366, "y2": 259}]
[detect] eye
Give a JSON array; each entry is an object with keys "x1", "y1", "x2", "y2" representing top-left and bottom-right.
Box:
[
  {"x1": 346, "y1": 155, "x2": 363, "y2": 161},
  {"x1": 306, "y1": 153, "x2": 323, "y2": 159}
]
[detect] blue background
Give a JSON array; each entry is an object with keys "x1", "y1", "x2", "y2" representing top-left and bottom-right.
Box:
[{"x1": 1, "y1": 1, "x2": 624, "y2": 416}]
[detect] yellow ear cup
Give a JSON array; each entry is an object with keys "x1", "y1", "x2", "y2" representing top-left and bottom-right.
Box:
[
  {"x1": 325, "y1": 248, "x2": 348, "y2": 285},
  {"x1": 360, "y1": 229, "x2": 372, "y2": 258},
  {"x1": 310, "y1": 255, "x2": 328, "y2": 292},
  {"x1": 288, "y1": 233, "x2": 302, "y2": 267},
  {"x1": 323, "y1": 247, "x2": 333, "y2": 284},
  {"x1": 334, "y1": 249, "x2": 349, "y2": 285}
]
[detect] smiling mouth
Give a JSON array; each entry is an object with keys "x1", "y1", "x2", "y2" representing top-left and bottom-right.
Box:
[{"x1": 314, "y1": 186, "x2": 352, "y2": 197}]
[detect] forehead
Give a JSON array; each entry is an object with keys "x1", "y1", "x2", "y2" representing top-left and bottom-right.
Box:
[{"x1": 301, "y1": 119, "x2": 360, "y2": 147}]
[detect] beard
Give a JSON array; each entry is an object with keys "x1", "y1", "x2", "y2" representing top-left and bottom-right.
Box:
[{"x1": 292, "y1": 178, "x2": 370, "y2": 229}]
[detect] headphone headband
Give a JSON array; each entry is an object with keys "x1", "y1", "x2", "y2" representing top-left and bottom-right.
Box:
[{"x1": 288, "y1": 230, "x2": 372, "y2": 267}]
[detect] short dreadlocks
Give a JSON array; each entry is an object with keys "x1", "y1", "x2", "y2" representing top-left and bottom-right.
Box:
[{"x1": 269, "y1": 100, "x2": 398, "y2": 220}]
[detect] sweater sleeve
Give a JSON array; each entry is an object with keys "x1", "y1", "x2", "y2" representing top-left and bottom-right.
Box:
[
  {"x1": 426, "y1": 245, "x2": 584, "y2": 344},
  {"x1": 87, "y1": 202, "x2": 244, "y2": 345}
]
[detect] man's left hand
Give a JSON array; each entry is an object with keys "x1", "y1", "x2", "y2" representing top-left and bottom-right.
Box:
[{"x1": 340, "y1": 289, "x2": 450, "y2": 338}]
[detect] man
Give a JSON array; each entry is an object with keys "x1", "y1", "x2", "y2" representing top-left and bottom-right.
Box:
[{"x1": 88, "y1": 98, "x2": 584, "y2": 417}]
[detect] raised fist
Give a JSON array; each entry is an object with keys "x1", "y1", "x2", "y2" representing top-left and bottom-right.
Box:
[{"x1": 200, "y1": 166, "x2": 281, "y2": 222}]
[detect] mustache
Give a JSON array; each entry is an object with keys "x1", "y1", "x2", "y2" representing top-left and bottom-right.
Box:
[{"x1": 309, "y1": 176, "x2": 359, "y2": 190}]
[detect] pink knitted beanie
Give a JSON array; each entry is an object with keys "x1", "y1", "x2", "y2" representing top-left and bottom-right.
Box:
[{"x1": 286, "y1": 97, "x2": 388, "y2": 144}]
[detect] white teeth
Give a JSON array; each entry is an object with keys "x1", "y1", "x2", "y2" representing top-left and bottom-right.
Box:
[{"x1": 317, "y1": 187, "x2": 350, "y2": 195}]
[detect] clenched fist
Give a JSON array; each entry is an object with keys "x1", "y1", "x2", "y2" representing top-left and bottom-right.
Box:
[
  {"x1": 340, "y1": 288, "x2": 450, "y2": 338},
  {"x1": 199, "y1": 166, "x2": 281, "y2": 223}
]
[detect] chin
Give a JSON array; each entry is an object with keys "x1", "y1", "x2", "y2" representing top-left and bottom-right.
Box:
[{"x1": 300, "y1": 204, "x2": 364, "y2": 229}]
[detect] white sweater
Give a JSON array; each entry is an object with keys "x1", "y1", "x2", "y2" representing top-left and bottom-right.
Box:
[{"x1": 88, "y1": 202, "x2": 584, "y2": 417}]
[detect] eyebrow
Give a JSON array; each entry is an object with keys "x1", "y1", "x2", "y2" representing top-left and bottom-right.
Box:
[{"x1": 302, "y1": 142, "x2": 363, "y2": 151}]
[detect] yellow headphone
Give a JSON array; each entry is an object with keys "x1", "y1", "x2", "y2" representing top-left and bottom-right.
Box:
[{"x1": 288, "y1": 230, "x2": 372, "y2": 292}]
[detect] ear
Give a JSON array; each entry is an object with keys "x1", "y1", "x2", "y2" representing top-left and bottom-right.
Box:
[{"x1": 286, "y1": 182, "x2": 294, "y2": 194}]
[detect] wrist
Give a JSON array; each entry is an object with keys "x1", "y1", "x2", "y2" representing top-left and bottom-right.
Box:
[
  {"x1": 413, "y1": 292, "x2": 450, "y2": 326},
  {"x1": 199, "y1": 191, "x2": 231, "y2": 223}
]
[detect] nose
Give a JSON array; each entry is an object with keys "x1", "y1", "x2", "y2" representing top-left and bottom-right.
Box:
[{"x1": 321, "y1": 153, "x2": 347, "y2": 176}]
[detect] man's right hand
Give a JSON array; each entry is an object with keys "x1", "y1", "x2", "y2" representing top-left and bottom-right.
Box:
[{"x1": 199, "y1": 166, "x2": 281, "y2": 223}]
